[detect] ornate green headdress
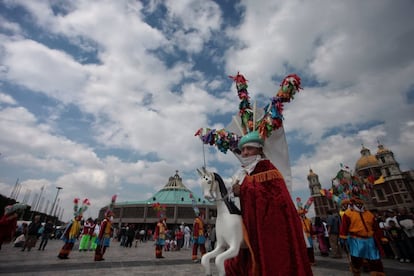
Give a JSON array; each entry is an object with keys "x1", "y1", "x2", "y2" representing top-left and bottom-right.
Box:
[
  {"x1": 195, "y1": 72, "x2": 302, "y2": 153},
  {"x1": 194, "y1": 72, "x2": 302, "y2": 193}
]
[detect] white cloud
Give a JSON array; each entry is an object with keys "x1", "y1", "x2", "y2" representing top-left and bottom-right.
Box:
[
  {"x1": 0, "y1": 0, "x2": 413, "y2": 221},
  {"x1": 0, "y1": 92, "x2": 16, "y2": 105}
]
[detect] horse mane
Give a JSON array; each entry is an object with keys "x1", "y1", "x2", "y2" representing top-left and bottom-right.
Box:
[
  {"x1": 213, "y1": 172, "x2": 241, "y2": 215},
  {"x1": 213, "y1": 172, "x2": 226, "y2": 195}
]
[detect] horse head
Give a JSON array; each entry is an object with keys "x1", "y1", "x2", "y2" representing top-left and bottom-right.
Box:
[
  {"x1": 196, "y1": 167, "x2": 218, "y2": 201},
  {"x1": 197, "y1": 167, "x2": 245, "y2": 276}
]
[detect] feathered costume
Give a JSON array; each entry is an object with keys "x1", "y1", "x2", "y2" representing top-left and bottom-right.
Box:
[
  {"x1": 297, "y1": 197, "x2": 316, "y2": 265},
  {"x1": 195, "y1": 72, "x2": 312, "y2": 275},
  {"x1": 340, "y1": 197, "x2": 385, "y2": 275},
  {"x1": 152, "y1": 202, "x2": 167, "y2": 258},
  {"x1": 58, "y1": 198, "x2": 90, "y2": 259},
  {"x1": 79, "y1": 217, "x2": 94, "y2": 251},
  {"x1": 192, "y1": 211, "x2": 206, "y2": 262},
  {"x1": 94, "y1": 195, "x2": 116, "y2": 261}
]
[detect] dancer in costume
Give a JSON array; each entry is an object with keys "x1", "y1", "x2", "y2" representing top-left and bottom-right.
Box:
[
  {"x1": 195, "y1": 72, "x2": 312, "y2": 275},
  {"x1": 192, "y1": 211, "x2": 206, "y2": 262},
  {"x1": 152, "y1": 202, "x2": 167, "y2": 258},
  {"x1": 89, "y1": 219, "x2": 99, "y2": 251},
  {"x1": 79, "y1": 217, "x2": 94, "y2": 251},
  {"x1": 94, "y1": 195, "x2": 116, "y2": 261},
  {"x1": 0, "y1": 203, "x2": 26, "y2": 250},
  {"x1": 227, "y1": 132, "x2": 312, "y2": 275},
  {"x1": 340, "y1": 199, "x2": 351, "y2": 218},
  {"x1": 340, "y1": 197, "x2": 385, "y2": 276},
  {"x1": 299, "y1": 208, "x2": 315, "y2": 265},
  {"x1": 154, "y1": 218, "x2": 167, "y2": 258},
  {"x1": 58, "y1": 198, "x2": 90, "y2": 259}
]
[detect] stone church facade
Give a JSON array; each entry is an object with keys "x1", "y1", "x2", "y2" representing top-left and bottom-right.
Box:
[{"x1": 308, "y1": 142, "x2": 414, "y2": 218}]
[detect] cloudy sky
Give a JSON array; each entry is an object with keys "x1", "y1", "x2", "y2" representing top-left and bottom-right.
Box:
[{"x1": 1, "y1": 0, "x2": 413, "y2": 221}]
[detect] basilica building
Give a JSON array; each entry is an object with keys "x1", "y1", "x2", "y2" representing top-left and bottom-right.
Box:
[
  {"x1": 98, "y1": 171, "x2": 216, "y2": 229},
  {"x1": 308, "y1": 142, "x2": 414, "y2": 218}
]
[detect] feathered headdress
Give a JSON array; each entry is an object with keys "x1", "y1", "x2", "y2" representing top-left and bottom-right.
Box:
[
  {"x1": 152, "y1": 202, "x2": 166, "y2": 219},
  {"x1": 73, "y1": 198, "x2": 90, "y2": 217},
  {"x1": 194, "y1": 72, "x2": 302, "y2": 193},
  {"x1": 195, "y1": 72, "x2": 302, "y2": 153},
  {"x1": 326, "y1": 164, "x2": 373, "y2": 207},
  {"x1": 296, "y1": 197, "x2": 314, "y2": 215},
  {"x1": 105, "y1": 194, "x2": 117, "y2": 217}
]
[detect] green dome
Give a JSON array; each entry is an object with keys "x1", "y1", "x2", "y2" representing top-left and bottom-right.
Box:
[
  {"x1": 149, "y1": 170, "x2": 205, "y2": 204},
  {"x1": 116, "y1": 170, "x2": 211, "y2": 206}
]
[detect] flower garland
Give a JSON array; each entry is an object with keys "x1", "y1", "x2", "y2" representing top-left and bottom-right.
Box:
[{"x1": 195, "y1": 72, "x2": 302, "y2": 153}]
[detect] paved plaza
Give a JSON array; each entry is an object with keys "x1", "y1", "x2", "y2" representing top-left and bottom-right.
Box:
[{"x1": 0, "y1": 239, "x2": 413, "y2": 275}]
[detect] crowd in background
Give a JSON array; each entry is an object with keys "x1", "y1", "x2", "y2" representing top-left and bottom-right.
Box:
[
  {"x1": 6, "y1": 216, "x2": 217, "y2": 257},
  {"x1": 3, "y1": 202, "x2": 413, "y2": 271},
  {"x1": 114, "y1": 221, "x2": 216, "y2": 253},
  {"x1": 302, "y1": 206, "x2": 414, "y2": 264}
]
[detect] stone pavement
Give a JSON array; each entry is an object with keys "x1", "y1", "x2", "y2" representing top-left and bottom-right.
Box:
[{"x1": 0, "y1": 239, "x2": 413, "y2": 276}]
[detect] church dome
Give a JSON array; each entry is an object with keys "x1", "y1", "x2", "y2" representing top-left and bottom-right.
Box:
[
  {"x1": 149, "y1": 170, "x2": 207, "y2": 205},
  {"x1": 355, "y1": 145, "x2": 379, "y2": 170}
]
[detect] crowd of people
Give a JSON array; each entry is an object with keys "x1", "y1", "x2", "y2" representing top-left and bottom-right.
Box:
[
  {"x1": 1, "y1": 197, "x2": 414, "y2": 276},
  {"x1": 1, "y1": 207, "x2": 217, "y2": 261},
  {"x1": 300, "y1": 200, "x2": 414, "y2": 275},
  {"x1": 114, "y1": 217, "x2": 216, "y2": 261}
]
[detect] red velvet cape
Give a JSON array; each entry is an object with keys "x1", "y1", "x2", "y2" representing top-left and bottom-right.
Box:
[
  {"x1": 0, "y1": 215, "x2": 17, "y2": 244},
  {"x1": 225, "y1": 160, "x2": 313, "y2": 276}
]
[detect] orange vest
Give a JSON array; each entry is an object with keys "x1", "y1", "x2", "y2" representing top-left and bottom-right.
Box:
[
  {"x1": 301, "y1": 217, "x2": 312, "y2": 237},
  {"x1": 193, "y1": 217, "x2": 204, "y2": 237},
  {"x1": 342, "y1": 209, "x2": 375, "y2": 238}
]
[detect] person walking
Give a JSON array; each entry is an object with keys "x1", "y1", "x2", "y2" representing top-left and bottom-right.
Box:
[
  {"x1": 191, "y1": 211, "x2": 206, "y2": 262},
  {"x1": 22, "y1": 215, "x2": 41, "y2": 252},
  {"x1": 58, "y1": 198, "x2": 90, "y2": 259},
  {"x1": 175, "y1": 227, "x2": 184, "y2": 250},
  {"x1": 38, "y1": 220, "x2": 53, "y2": 251},
  {"x1": 154, "y1": 217, "x2": 167, "y2": 258},
  {"x1": 299, "y1": 209, "x2": 315, "y2": 266},
  {"x1": 89, "y1": 219, "x2": 100, "y2": 251},
  {"x1": 94, "y1": 195, "x2": 116, "y2": 261},
  {"x1": 183, "y1": 224, "x2": 191, "y2": 250},
  {"x1": 340, "y1": 197, "x2": 385, "y2": 276},
  {"x1": 196, "y1": 72, "x2": 312, "y2": 276},
  {"x1": 326, "y1": 210, "x2": 342, "y2": 258},
  {"x1": 125, "y1": 224, "x2": 135, "y2": 248},
  {"x1": 79, "y1": 217, "x2": 94, "y2": 251},
  {"x1": 225, "y1": 131, "x2": 313, "y2": 275},
  {"x1": 314, "y1": 216, "x2": 329, "y2": 256}
]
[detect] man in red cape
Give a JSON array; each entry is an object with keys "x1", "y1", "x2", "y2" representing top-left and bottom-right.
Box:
[
  {"x1": 0, "y1": 204, "x2": 25, "y2": 250},
  {"x1": 225, "y1": 131, "x2": 312, "y2": 276}
]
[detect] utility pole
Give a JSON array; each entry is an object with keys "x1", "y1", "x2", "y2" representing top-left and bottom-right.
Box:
[
  {"x1": 35, "y1": 185, "x2": 44, "y2": 212},
  {"x1": 50, "y1": 186, "x2": 63, "y2": 217}
]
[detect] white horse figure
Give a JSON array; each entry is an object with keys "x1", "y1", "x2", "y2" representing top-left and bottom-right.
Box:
[{"x1": 197, "y1": 167, "x2": 254, "y2": 276}]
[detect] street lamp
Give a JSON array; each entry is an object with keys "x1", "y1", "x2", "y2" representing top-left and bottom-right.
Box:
[{"x1": 50, "y1": 186, "x2": 63, "y2": 216}]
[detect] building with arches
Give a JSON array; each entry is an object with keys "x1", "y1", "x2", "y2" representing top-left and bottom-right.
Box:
[
  {"x1": 308, "y1": 142, "x2": 414, "y2": 218},
  {"x1": 98, "y1": 170, "x2": 216, "y2": 229}
]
